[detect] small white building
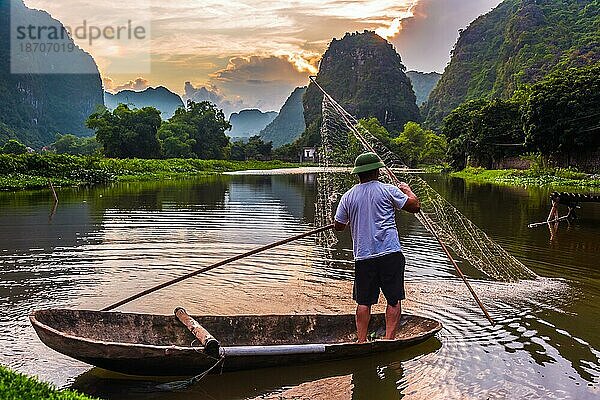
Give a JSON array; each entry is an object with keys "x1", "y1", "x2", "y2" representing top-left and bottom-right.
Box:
[{"x1": 300, "y1": 147, "x2": 318, "y2": 163}]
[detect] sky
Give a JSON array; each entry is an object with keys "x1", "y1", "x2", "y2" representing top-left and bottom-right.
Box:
[{"x1": 24, "y1": 0, "x2": 502, "y2": 114}]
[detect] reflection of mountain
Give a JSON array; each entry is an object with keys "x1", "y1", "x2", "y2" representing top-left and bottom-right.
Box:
[
  {"x1": 0, "y1": 0, "x2": 103, "y2": 147},
  {"x1": 0, "y1": 193, "x2": 98, "y2": 253},
  {"x1": 104, "y1": 87, "x2": 184, "y2": 119},
  {"x1": 225, "y1": 175, "x2": 316, "y2": 222}
]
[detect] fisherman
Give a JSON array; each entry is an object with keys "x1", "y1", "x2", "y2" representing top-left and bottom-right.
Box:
[{"x1": 334, "y1": 152, "x2": 421, "y2": 343}]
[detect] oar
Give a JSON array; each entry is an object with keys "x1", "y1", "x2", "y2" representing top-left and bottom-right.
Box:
[{"x1": 102, "y1": 224, "x2": 334, "y2": 311}]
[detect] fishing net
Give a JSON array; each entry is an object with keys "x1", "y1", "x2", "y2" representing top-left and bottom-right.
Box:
[{"x1": 315, "y1": 91, "x2": 537, "y2": 282}]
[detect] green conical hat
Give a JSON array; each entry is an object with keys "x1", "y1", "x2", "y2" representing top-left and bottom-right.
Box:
[{"x1": 351, "y1": 152, "x2": 385, "y2": 174}]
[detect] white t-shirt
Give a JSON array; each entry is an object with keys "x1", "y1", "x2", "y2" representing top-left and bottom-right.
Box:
[{"x1": 335, "y1": 180, "x2": 408, "y2": 261}]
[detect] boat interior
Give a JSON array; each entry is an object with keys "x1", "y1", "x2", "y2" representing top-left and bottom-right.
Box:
[{"x1": 32, "y1": 309, "x2": 435, "y2": 347}]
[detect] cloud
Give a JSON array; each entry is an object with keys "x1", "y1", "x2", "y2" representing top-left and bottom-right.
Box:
[
  {"x1": 26, "y1": 0, "x2": 505, "y2": 110},
  {"x1": 389, "y1": 0, "x2": 502, "y2": 72},
  {"x1": 104, "y1": 77, "x2": 151, "y2": 93},
  {"x1": 183, "y1": 82, "x2": 245, "y2": 117},
  {"x1": 375, "y1": 2, "x2": 418, "y2": 40},
  {"x1": 208, "y1": 56, "x2": 311, "y2": 113}
]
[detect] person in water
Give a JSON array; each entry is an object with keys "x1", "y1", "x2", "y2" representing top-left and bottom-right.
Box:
[{"x1": 334, "y1": 152, "x2": 421, "y2": 343}]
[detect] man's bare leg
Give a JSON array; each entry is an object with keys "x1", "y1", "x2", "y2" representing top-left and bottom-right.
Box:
[
  {"x1": 385, "y1": 302, "x2": 402, "y2": 339},
  {"x1": 356, "y1": 305, "x2": 371, "y2": 343}
]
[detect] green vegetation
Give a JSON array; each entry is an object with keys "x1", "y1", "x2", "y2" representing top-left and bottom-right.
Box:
[
  {"x1": 259, "y1": 87, "x2": 307, "y2": 148},
  {"x1": 50, "y1": 134, "x2": 102, "y2": 156},
  {"x1": 0, "y1": 364, "x2": 97, "y2": 400},
  {"x1": 86, "y1": 101, "x2": 231, "y2": 160},
  {"x1": 229, "y1": 136, "x2": 272, "y2": 161},
  {"x1": 443, "y1": 63, "x2": 600, "y2": 170},
  {"x1": 0, "y1": 0, "x2": 103, "y2": 148},
  {"x1": 452, "y1": 166, "x2": 600, "y2": 189},
  {"x1": 0, "y1": 153, "x2": 295, "y2": 190},
  {"x1": 356, "y1": 119, "x2": 447, "y2": 168},
  {"x1": 443, "y1": 98, "x2": 523, "y2": 170},
  {"x1": 522, "y1": 63, "x2": 600, "y2": 157},
  {"x1": 1, "y1": 139, "x2": 28, "y2": 155},
  {"x1": 303, "y1": 31, "x2": 421, "y2": 142},
  {"x1": 87, "y1": 104, "x2": 163, "y2": 159},
  {"x1": 425, "y1": 0, "x2": 600, "y2": 127},
  {"x1": 393, "y1": 121, "x2": 447, "y2": 166}
]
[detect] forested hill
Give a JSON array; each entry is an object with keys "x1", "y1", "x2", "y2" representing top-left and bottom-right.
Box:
[
  {"x1": 259, "y1": 87, "x2": 306, "y2": 148},
  {"x1": 303, "y1": 31, "x2": 420, "y2": 139},
  {"x1": 424, "y1": 0, "x2": 600, "y2": 128},
  {"x1": 0, "y1": 0, "x2": 104, "y2": 147},
  {"x1": 105, "y1": 87, "x2": 184, "y2": 119},
  {"x1": 406, "y1": 71, "x2": 441, "y2": 106}
]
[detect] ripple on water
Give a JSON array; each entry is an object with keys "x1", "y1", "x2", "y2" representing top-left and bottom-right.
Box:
[{"x1": 1, "y1": 176, "x2": 599, "y2": 399}]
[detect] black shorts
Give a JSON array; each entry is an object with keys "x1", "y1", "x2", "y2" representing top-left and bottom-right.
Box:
[{"x1": 353, "y1": 252, "x2": 406, "y2": 306}]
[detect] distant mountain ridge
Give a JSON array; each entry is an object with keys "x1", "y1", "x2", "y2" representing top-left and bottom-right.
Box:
[
  {"x1": 259, "y1": 87, "x2": 306, "y2": 148},
  {"x1": 0, "y1": 0, "x2": 103, "y2": 147},
  {"x1": 104, "y1": 87, "x2": 184, "y2": 119},
  {"x1": 228, "y1": 109, "x2": 278, "y2": 138},
  {"x1": 406, "y1": 71, "x2": 441, "y2": 106},
  {"x1": 424, "y1": 0, "x2": 600, "y2": 127}
]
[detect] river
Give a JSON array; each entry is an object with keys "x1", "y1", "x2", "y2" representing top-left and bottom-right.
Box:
[{"x1": 0, "y1": 172, "x2": 598, "y2": 399}]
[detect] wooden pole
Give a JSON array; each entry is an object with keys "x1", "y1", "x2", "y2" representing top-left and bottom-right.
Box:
[
  {"x1": 175, "y1": 307, "x2": 220, "y2": 357},
  {"x1": 418, "y1": 210, "x2": 495, "y2": 326},
  {"x1": 101, "y1": 224, "x2": 335, "y2": 311},
  {"x1": 48, "y1": 179, "x2": 58, "y2": 203}
]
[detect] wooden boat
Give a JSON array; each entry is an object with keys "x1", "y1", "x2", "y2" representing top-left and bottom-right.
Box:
[{"x1": 30, "y1": 309, "x2": 442, "y2": 376}]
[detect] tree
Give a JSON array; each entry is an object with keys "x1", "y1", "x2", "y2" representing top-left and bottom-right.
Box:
[
  {"x1": 51, "y1": 134, "x2": 101, "y2": 155},
  {"x1": 245, "y1": 136, "x2": 272, "y2": 161},
  {"x1": 1, "y1": 139, "x2": 28, "y2": 154},
  {"x1": 228, "y1": 136, "x2": 272, "y2": 161},
  {"x1": 522, "y1": 63, "x2": 600, "y2": 158},
  {"x1": 86, "y1": 104, "x2": 162, "y2": 158},
  {"x1": 158, "y1": 122, "x2": 196, "y2": 159},
  {"x1": 168, "y1": 101, "x2": 230, "y2": 160},
  {"x1": 442, "y1": 98, "x2": 523, "y2": 169},
  {"x1": 393, "y1": 121, "x2": 448, "y2": 166}
]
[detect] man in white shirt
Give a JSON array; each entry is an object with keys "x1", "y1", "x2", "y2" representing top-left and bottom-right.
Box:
[{"x1": 334, "y1": 152, "x2": 420, "y2": 343}]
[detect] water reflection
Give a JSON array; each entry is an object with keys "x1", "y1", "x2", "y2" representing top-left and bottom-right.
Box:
[
  {"x1": 70, "y1": 339, "x2": 441, "y2": 400},
  {"x1": 0, "y1": 173, "x2": 599, "y2": 399}
]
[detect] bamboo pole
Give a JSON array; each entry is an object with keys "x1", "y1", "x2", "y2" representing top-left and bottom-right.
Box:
[{"x1": 101, "y1": 224, "x2": 334, "y2": 311}]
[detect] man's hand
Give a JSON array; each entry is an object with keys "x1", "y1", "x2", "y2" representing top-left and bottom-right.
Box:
[{"x1": 398, "y1": 182, "x2": 421, "y2": 213}]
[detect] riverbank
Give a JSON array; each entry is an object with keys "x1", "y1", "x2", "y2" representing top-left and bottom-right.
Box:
[
  {"x1": 0, "y1": 365, "x2": 97, "y2": 399},
  {"x1": 451, "y1": 166, "x2": 600, "y2": 189},
  {"x1": 0, "y1": 154, "x2": 297, "y2": 190}
]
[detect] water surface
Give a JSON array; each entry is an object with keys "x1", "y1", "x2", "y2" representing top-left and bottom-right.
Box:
[{"x1": 0, "y1": 173, "x2": 598, "y2": 399}]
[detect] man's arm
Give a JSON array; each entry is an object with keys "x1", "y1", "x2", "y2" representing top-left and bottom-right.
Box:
[
  {"x1": 334, "y1": 221, "x2": 347, "y2": 231},
  {"x1": 397, "y1": 182, "x2": 421, "y2": 213}
]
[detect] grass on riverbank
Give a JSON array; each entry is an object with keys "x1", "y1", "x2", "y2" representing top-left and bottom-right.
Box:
[
  {"x1": 0, "y1": 154, "x2": 296, "y2": 190},
  {"x1": 0, "y1": 365, "x2": 97, "y2": 400},
  {"x1": 452, "y1": 166, "x2": 600, "y2": 189}
]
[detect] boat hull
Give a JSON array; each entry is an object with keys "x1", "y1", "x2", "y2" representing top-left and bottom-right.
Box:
[{"x1": 30, "y1": 309, "x2": 442, "y2": 376}]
